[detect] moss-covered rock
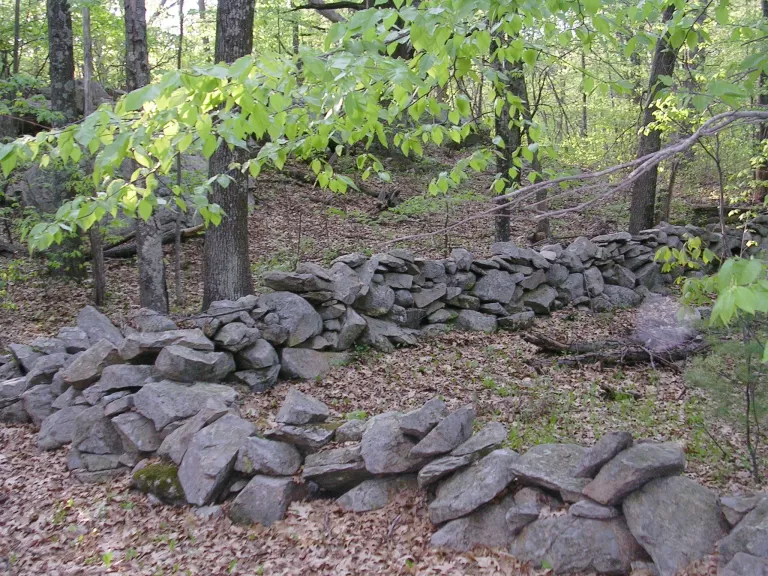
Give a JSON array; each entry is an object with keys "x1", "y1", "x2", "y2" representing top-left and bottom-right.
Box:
[{"x1": 131, "y1": 463, "x2": 186, "y2": 505}]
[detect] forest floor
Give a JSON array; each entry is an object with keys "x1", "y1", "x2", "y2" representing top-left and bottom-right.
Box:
[{"x1": 0, "y1": 149, "x2": 741, "y2": 575}]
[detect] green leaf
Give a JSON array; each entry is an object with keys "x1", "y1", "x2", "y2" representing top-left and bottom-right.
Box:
[{"x1": 138, "y1": 198, "x2": 153, "y2": 222}]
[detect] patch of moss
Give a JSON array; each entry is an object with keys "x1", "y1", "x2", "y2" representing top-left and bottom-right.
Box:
[{"x1": 132, "y1": 463, "x2": 185, "y2": 504}]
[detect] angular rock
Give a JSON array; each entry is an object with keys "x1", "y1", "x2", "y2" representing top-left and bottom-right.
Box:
[
  {"x1": 303, "y1": 444, "x2": 371, "y2": 492},
  {"x1": 573, "y1": 431, "x2": 633, "y2": 478},
  {"x1": 235, "y1": 339, "x2": 278, "y2": 370},
  {"x1": 229, "y1": 476, "x2": 312, "y2": 526},
  {"x1": 127, "y1": 308, "x2": 178, "y2": 332},
  {"x1": 498, "y1": 311, "x2": 535, "y2": 331},
  {"x1": 583, "y1": 442, "x2": 686, "y2": 506},
  {"x1": 236, "y1": 436, "x2": 303, "y2": 476},
  {"x1": 61, "y1": 339, "x2": 124, "y2": 390},
  {"x1": 604, "y1": 285, "x2": 644, "y2": 308},
  {"x1": 412, "y1": 283, "x2": 447, "y2": 309},
  {"x1": 77, "y1": 305, "x2": 123, "y2": 346},
  {"x1": 280, "y1": 348, "x2": 347, "y2": 380},
  {"x1": 624, "y1": 476, "x2": 729, "y2": 576},
  {"x1": 362, "y1": 412, "x2": 427, "y2": 474},
  {"x1": 337, "y1": 476, "x2": 417, "y2": 512},
  {"x1": 383, "y1": 273, "x2": 413, "y2": 289},
  {"x1": 417, "y1": 454, "x2": 473, "y2": 489},
  {"x1": 523, "y1": 284, "x2": 557, "y2": 314},
  {"x1": 51, "y1": 386, "x2": 78, "y2": 410},
  {"x1": 400, "y1": 398, "x2": 448, "y2": 439},
  {"x1": 329, "y1": 262, "x2": 365, "y2": 305},
  {"x1": 717, "y1": 496, "x2": 768, "y2": 568},
  {"x1": 720, "y1": 553, "x2": 768, "y2": 576},
  {"x1": 37, "y1": 405, "x2": 88, "y2": 450},
  {"x1": 263, "y1": 271, "x2": 332, "y2": 292},
  {"x1": 90, "y1": 364, "x2": 154, "y2": 398},
  {"x1": 335, "y1": 418, "x2": 367, "y2": 443},
  {"x1": 21, "y1": 384, "x2": 55, "y2": 426},
  {"x1": 213, "y1": 323, "x2": 261, "y2": 352},
  {"x1": 451, "y1": 248, "x2": 473, "y2": 271},
  {"x1": 155, "y1": 345, "x2": 235, "y2": 382},
  {"x1": 584, "y1": 266, "x2": 605, "y2": 297},
  {"x1": 131, "y1": 462, "x2": 185, "y2": 503},
  {"x1": 719, "y1": 494, "x2": 764, "y2": 527},
  {"x1": 104, "y1": 394, "x2": 134, "y2": 417},
  {"x1": 336, "y1": 307, "x2": 367, "y2": 351},
  {"x1": 230, "y1": 366, "x2": 280, "y2": 393},
  {"x1": 431, "y1": 495, "x2": 517, "y2": 551},
  {"x1": 510, "y1": 515, "x2": 644, "y2": 574},
  {"x1": 178, "y1": 413, "x2": 256, "y2": 505},
  {"x1": 506, "y1": 487, "x2": 563, "y2": 535},
  {"x1": 119, "y1": 329, "x2": 214, "y2": 362},
  {"x1": 25, "y1": 353, "x2": 71, "y2": 387},
  {"x1": 111, "y1": 412, "x2": 161, "y2": 453},
  {"x1": 452, "y1": 422, "x2": 507, "y2": 457},
  {"x1": 8, "y1": 343, "x2": 43, "y2": 374},
  {"x1": 72, "y1": 405, "x2": 123, "y2": 455},
  {"x1": 57, "y1": 327, "x2": 90, "y2": 353},
  {"x1": 428, "y1": 449, "x2": 518, "y2": 524},
  {"x1": 156, "y1": 406, "x2": 228, "y2": 464},
  {"x1": 456, "y1": 310, "x2": 497, "y2": 333},
  {"x1": 276, "y1": 388, "x2": 329, "y2": 425},
  {"x1": 560, "y1": 273, "x2": 586, "y2": 301},
  {"x1": 264, "y1": 424, "x2": 335, "y2": 453},
  {"x1": 509, "y1": 444, "x2": 590, "y2": 501},
  {"x1": 133, "y1": 380, "x2": 232, "y2": 431},
  {"x1": 411, "y1": 405, "x2": 474, "y2": 458},
  {"x1": 257, "y1": 291, "x2": 323, "y2": 346},
  {"x1": 472, "y1": 270, "x2": 518, "y2": 304},
  {"x1": 569, "y1": 499, "x2": 620, "y2": 519},
  {"x1": 546, "y1": 263, "x2": 570, "y2": 287},
  {"x1": 355, "y1": 283, "x2": 395, "y2": 316}
]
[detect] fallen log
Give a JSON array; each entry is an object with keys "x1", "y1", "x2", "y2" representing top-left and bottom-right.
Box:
[{"x1": 103, "y1": 224, "x2": 203, "y2": 258}]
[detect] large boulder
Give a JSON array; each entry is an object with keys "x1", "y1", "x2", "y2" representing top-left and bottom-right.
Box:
[
  {"x1": 156, "y1": 406, "x2": 228, "y2": 464},
  {"x1": 583, "y1": 442, "x2": 686, "y2": 506},
  {"x1": 154, "y1": 346, "x2": 235, "y2": 382},
  {"x1": 24, "y1": 353, "x2": 71, "y2": 387},
  {"x1": 302, "y1": 445, "x2": 371, "y2": 492},
  {"x1": 229, "y1": 476, "x2": 312, "y2": 526},
  {"x1": 235, "y1": 437, "x2": 303, "y2": 476},
  {"x1": 354, "y1": 283, "x2": 395, "y2": 316},
  {"x1": 119, "y1": 329, "x2": 214, "y2": 362},
  {"x1": 178, "y1": 414, "x2": 256, "y2": 505},
  {"x1": 410, "y1": 405, "x2": 474, "y2": 459},
  {"x1": 472, "y1": 270, "x2": 519, "y2": 304},
  {"x1": 37, "y1": 405, "x2": 88, "y2": 450},
  {"x1": 77, "y1": 306, "x2": 124, "y2": 346},
  {"x1": 111, "y1": 412, "x2": 161, "y2": 453},
  {"x1": 428, "y1": 449, "x2": 518, "y2": 524},
  {"x1": 257, "y1": 292, "x2": 323, "y2": 346},
  {"x1": 509, "y1": 514, "x2": 644, "y2": 574},
  {"x1": 133, "y1": 380, "x2": 233, "y2": 431},
  {"x1": 604, "y1": 285, "x2": 644, "y2": 308},
  {"x1": 337, "y1": 476, "x2": 416, "y2": 512},
  {"x1": 430, "y1": 495, "x2": 517, "y2": 551},
  {"x1": 57, "y1": 327, "x2": 90, "y2": 354},
  {"x1": 523, "y1": 284, "x2": 557, "y2": 314},
  {"x1": 623, "y1": 476, "x2": 729, "y2": 576},
  {"x1": 21, "y1": 385, "x2": 56, "y2": 426},
  {"x1": 509, "y1": 444, "x2": 590, "y2": 501},
  {"x1": 329, "y1": 261, "x2": 366, "y2": 305},
  {"x1": 276, "y1": 388, "x2": 329, "y2": 425},
  {"x1": 61, "y1": 339, "x2": 124, "y2": 390},
  {"x1": 583, "y1": 267, "x2": 605, "y2": 297},
  {"x1": 235, "y1": 339, "x2": 279, "y2": 370},
  {"x1": 361, "y1": 412, "x2": 427, "y2": 474},
  {"x1": 717, "y1": 495, "x2": 768, "y2": 568},
  {"x1": 72, "y1": 405, "x2": 123, "y2": 455},
  {"x1": 8, "y1": 343, "x2": 43, "y2": 374}
]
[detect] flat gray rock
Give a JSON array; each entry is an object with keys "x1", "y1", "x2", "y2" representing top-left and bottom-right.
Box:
[
  {"x1": 230, "y1": 366, "x2": 280, "y2": 393},
  {"x1": 61, "y1": 339, "x2": 124, "y2": 390},
  {"x1": 133, "y1": 380, "x2": 232, "y2": 431},
  {"x1": 155, "y1": 346, "x2": 235, "y2": 382},
  {"x1": 302, "y1": 444, "x2": 371, "y2": 492},
  {"x1": 509, "y1": 444, "x2": 589, "y2": 501},
  {"x1": 719, "y1": 493, "x2": 764, "y2": 527},
  {"x1": 178, "y1": 413, "x2": 256, "y2": 505},
  {"x1": 451, "y1": 422, "x2": 507, "y2": 457},
  {"x1": 472, "y1": 270, "x2": 518, "y2": 304},
  {"x1": 120, "y1": 329, "x2": 214, "y2": 362},
  {"x1": 428, "y1": 449, "x2": 518, "y2": 524},
  {"x1": 510, "y1": 515, "x2": 644, "y2": 575},
  {"x1": 583, "y1": 442, "x2": 686, "y2": 505},
  {"x1": 361, "y1": 412, "x2": 427, "y2": 474},
  {"x1": 337, "y1": 476, "x2": 416, "y2": 512},
  {"x1": 717, "y1": 495, "x2": 768, "y2": 568},
  {"x1": 111, "y1": 412, "x2": 161, "y2": 453},
  {"x1": 569, "y1": 499, "x2": 620, "y2": 519},
  {"x1": 335, "y1": 419, "x2": 367, "y2": 443},
  {"x1": 38, "y1": 405, "x2": 88, "y2": 450},
  {"x1": 236, "y1": 436, "x2": 303, "y2": 476},
  {"x1": 624, "y1": 476, "x2": 729, "y2": 576},
  {"x1": 522, "y1": 284, "x2": 557, "y2": 314},
  {"x1": 276, "y1": 388, "x2": 329, "y2": 425},
  {"x1": 411, "y1": 405, "x2": 474, "y2": 458},
  {"x1": 573, "y1": 431, "x2": 633, "y2": 478},
  {"x1": 126, "y1": 308, "x2": 178, "y2": 332},
  {"x1": 257, "y1": 291, "x2": 323, "y2": 346},
  {"x1": 25, "y1": 353, "x2": 71, "y2": 387},
  {"x1": 455, "y1": 310, "x2": 497, "y2": 333},
  {"x1": 72, "y1": 405, "x2": 123, "y2": 455},
  {"x1": 57, "y1": 327, "x2": 90, "y2": 353},
  {"x1": 400, "y1": 397, "x2": 448, "y2": 439},
  {"x1": 431, "y1": 495, "x2": 518, "y2": 551},
  {"x1": 280, "y1": 348, "x2": 347, "y2": 380},
  {"x1": 156, "y1": 406, "x2": 228, "y2": 464},
  {"x1": 213, "y1": 323, "x2": 262, "y2": 353},
  {"x1": 21, "y1": 384, "x2": 55, "y2": 426},
  {"x1": 720, "y1": 553, "x2": 768, "y2": 576},
  {"x1": 234, "y1": 339, "x2": 278, "y2": 370},
  {"x1": 417, "y1": 454, "x2": 474, "y2": 489},
  {"x1": 264, "y1": 424, "x2": 335, "y2": 453},
  {"x1": 77, "y1": 306, "x2": 123, "y2": 346},
  {"x1": 229, "y1": 476, "x2": 312, "y2": 526}
]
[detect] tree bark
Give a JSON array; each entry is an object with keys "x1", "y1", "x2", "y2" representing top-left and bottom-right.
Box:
[
  {"x1": 628, "y1": 5, "x2": 678, "y2": 234},
  {"x1": 174, "y1": 0, "x2": 185, "y2": 306},
  {"x1": 125, "y1": 0, "x2": 169, "y2": 313},
  {"x1": 580, "y1": 49, "x2": 587, "y2": 138},
  {"x1": 202, "y1": 0, "x2": 255, "y2": 308},
  {"x1": 13, "y1": 0, "x2": 21, "y2": 74},
  {"x1": 755, "y1": 0, "x2": 768, "y2": 203},
  {"x1": 47, "y1": 0, "x2": 77, "y2": 125}
]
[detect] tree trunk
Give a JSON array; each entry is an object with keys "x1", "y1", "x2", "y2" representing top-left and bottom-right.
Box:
[
  {"x1": 125, "y1": 0, "x2": 169, "y2": 313},
  {"x1": 174, "y1": 0, "x2": 185, "y2": 306},
  {"x1": 628, "y1": 5, "x2": 678, "y2": 233},
  {"x1": 755, "y1": 0, "x2": 768, "y2": 203},
  {"x1": 47, "y1": 0, "x2": 77, "y2": 125},
  {"x1": 202, "y1": 0, "x2": 255, "y2": 308},
  {"x1": 13, "y1": 0, "x2": 21, "y2": 74},
  {"x1": 580, "y1": 49, "x2": 587, "y2": 138}
]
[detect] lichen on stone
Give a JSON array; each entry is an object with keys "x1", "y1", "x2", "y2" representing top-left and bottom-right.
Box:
[{"x1": 131, "y1": 463, "x2": 185, "y2": 504}]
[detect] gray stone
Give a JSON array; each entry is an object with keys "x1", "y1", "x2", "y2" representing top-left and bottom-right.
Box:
[
  {"x1": 603, "y1": 265, "x2": 637, "y2": 289},
  {"x1": 584, "y1": 266, "x2": 605, "y2": 297},
  {"x1": 119, "y1": 329, "x2": 214, "y2": 362},
  {"x1": 329, "y1": 262, "x2": 366, "y2": 305},
  {"x1": 61, "y1": 339, "x2": 124, "y2": 390},
  {"x1": 263, "y1": 271, "x2": 332, "y2": 293},
  {"x1": 73, "y1": 468, "x2": 128, "y2": 484},
  {"x1": 229, "y1": 476, "x2": 312, "y2": 526},
  {"x1": 264, "y1": 424, "x2": 335, "y2": 453},
  {"x1": 230, "y1": 366, "x2": 280, "y2": 393},
  {"x1": 566, "y1": 237, "x2": 599, "y2": 262},
  {"x1": 472, "y1": 270, "x2": 518, "y2": 304},
  {"x1": 331, "y1": 252, "x2": 368, "y2": 268},
  {"x1": 336, "y1": 419, "x2": 367, "y2": 443},
  {"x1": 29, "y1": 337, "x2": 67, "y2": 355},
  {"x1": 235, "y1": 339, "x2": 278, "y2": 370},
  {"x1": 479, "y1": 302, "x2": 507, "y2": 316},
  {"x1": 414, "y1": 259, "x2": 447, "y2": 284},
  {"x1": 336, "y1": 307, "x2": 366, "y2": 350},
  {"x1": 509, "y1": 444, "x2": 589, "y2": 501},
  {"x1": 593, "y1": 232, "x2": 632, "y2": 243},
  {"x1": 523, "y1": 284, "x2": 557, "y2": 314},
  {"x1": 51, "y1": 386, "x2": 78, "y2": 410},
  {"x1": 57, "y1": 327, "x2": 90, "y2": 353},
  {"x1": 411, "y1": 405, "x2": 474, "y2": 458},
  {"x1": 178, "y1": 413, "x2": 256, "y2": 505},
  {"x1": 280, "y1": 348, "x2": 348, "y2": 380},
  {"x1": 213, "y1": 323, "x2": 261, "y2": 352},
  {"x1": 302, "y1": 444, "x2": 371, "y2": 491},
  {"x1": 604, "y1": 285, "x2": 644, "y2": 307},
  {"x1": 719, "y1": 494, "x2": 764, "y2": 527},
  {"x1": 133, "y1": 380, "x2": 232, "y2": 431},
  {"x1": 431, "y1": 495, "x2": 518, "y2": 551},
  {"x1": 624, "y1": 476, "x2": 729, "y2": 576},
  {"x1": 428, "y1": 449, "x2": 519, "y2": 524},
  {"x1": 384, "y1": 273, "x2": 413, "y2": 289},
  {"x1": 257, "y1": 291, "x2": 324, "y2": 346},
  {"x1": 520, "y1": 269, "x2": 547, "y2": 291},
  {"x1": 277, "y1": 388, "x2": 329, "y2": 425},
  {"x1": 73, "y1": 405, "x2": 123, "y2": 454},
  {"x1": 506, "y1": 487, "x2": 563, "y2": 535},
  {"x1": 573, "y1": 431, "x2": 633, "y2": 478},
  {"x1": 452, "y1": 422, "x2": 507, "y2": 457},
  {"x1": 96, "y1": 364, "x2": 154, "y2": 395},
  {"x1": 77, "y1": 305, "x2": 124, "y2": 346},
  {"x1": 400, "y1": 397, "x2": 448, "y2": 439},
  {"x1": 561, "y1": 273, "x2": 586, "y2": 301},
  {"x1": 37, "y1": 405, "x2": 88, "y2": 450},
  {"x1": 155, "y1": 345, "x2": 235, "y2": 382},
  {"x1": 337, "y1": 476, "x2": 417, "y2": 512},
  {"x1": 498, "y1": 311, "x2": 535, "y2": 331},
  {"x1": 156, "y1": 406, "x2": 229, "y2": 464},
  {"x1": 583, "y1": 442, "x2": 686, "y2": 506},
  {"x1": 104, "y1": 395, "x2": 134, "y2": 417},
  {"x1": 510, "y1": 515, "x2": 644, "y2": 575},
  {"x1": 546, "y1": 263, "x2": 570, "y2": 287},
  {"x1": 21, "y1": 384, "x2": 55, "y2": 426},
  {"x1": 446, "y1": 293, "x2": 480, "y2": 310},
  {"x1": 362, "y1": 412, "x2": 427, "y2": 474},
  {"x1": 417, "y1": 454, "x2": 473, "y2": 489},
  {"x1": 412, "y1": 283, "x2": 447, "y2": 309},
  {"x1": 570, "y1": 499, "x2": 620, "y2": 519},
  {"x1": 427, "y1": 309, "x2": 457, "y2": 324},
  {"x1": 717, "y1": 496, "x2": 768, "y2": 568},
  {"x1": 721, "y1": 553, "x2": 768, "y2": 576},
  {"x1": 111, "y1": 412, "x2": 161, "y2": 453},
  {"x1": 355, "y1": 283, "x2": 395, "y2": 316},
  {"x1": 451, "y1": 248, "x2": 473, "y2": 271},
  {"x1": 236, "y1": 437, "x2": 303, "y2": 476},
  {"x1": 394, "y1": 289, "x2": 414, "y2": 308},
  {"x1": 126, "y1": 308, "x2": 178, "y2": 332},
  {"x1": 456, "y1": 310, "x2": 497, "y2": 333}
]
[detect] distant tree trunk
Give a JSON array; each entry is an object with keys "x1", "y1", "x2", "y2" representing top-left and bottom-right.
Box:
[
  {"x1": 174, "y1": 0, "x2": 185, "y2": 306},
  {"x1": 755, "y1": 0, "x2": 768, "y2": 203},
  {"x1": 125, "y1": 0, "x2": 169, "y2": 313},
  {"x1": 202, "y1": 0, "x2": 255, "y2": 308},
  {"x1": 13, "y1": 0, "x2": 21, "y2": 74},
  {"x1": 628, "y1": 5, "x2": 678, "y2": 233},
  {"x1": 83, "y1": 6, "x2": 106, "y2": 305},
  {"x1": 47, "y1": 0, "x2": 77, "y2": 125},
  {"x1": 580, "y1": 49, "x2": 587, "y2": 138}
]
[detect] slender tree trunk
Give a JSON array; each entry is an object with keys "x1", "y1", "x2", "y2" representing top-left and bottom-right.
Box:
[
  {"x1": 125, "y1": 0, "x2": 169, "y2": 313},
  {"x1": 47, "y1": 0, "x2": 77, "y2": 125},
  {"x1": 174, "y1": 0, "x2": 185, "y2": 306},
  {"x1": 628, "y1": 5, "x2": 678, "y2": 233},
  {"x1": 754, "y1": 0, "x2": 768, "y2": 203},
  {"x1": 83, "y1": 7, "x2": 106, "y2": 305},
  {"x1": 202, "y1": 0, "x2": 255, "y2": 308},
  {"x1": 13, "y1": 0, "x2": 21, "y2": 73},
  {"x1": 580, "y1": 49, "x2": 587, "y2": 137}
]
